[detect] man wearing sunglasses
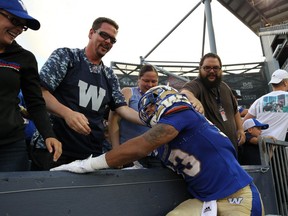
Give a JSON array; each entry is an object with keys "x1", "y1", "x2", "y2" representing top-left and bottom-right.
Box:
[
  {"x1": 180, "y1": 53, "x2": 245, "y2": 155},
  {"x1": 0, "y1": 0, "x2": 62, "y2": 171},
  {"x1": 30, "y1": 17, "x2": 143, "y2": 170}
]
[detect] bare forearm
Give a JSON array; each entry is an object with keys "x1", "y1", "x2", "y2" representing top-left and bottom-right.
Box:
[
  {"x1": 108, "y1": 110, "x2": 121, "y2": 148},
  {"x1": 106, "y1": 123, "x2": 178, "y2": 167},
  {"x1": 235, "y1": 112, "x2": 244, "y2": 132},
  {"x1": 105, "y1": 136, "x2": 149, "y2": 167},
  {"x1": 235, "y1": 112, "x2": 245, "y2": 145},
  {"x1": 116, "y1": 106, "x2": 144, "y2": 125},
  {"x1": 42, "y1": 87, "x2": 72, "y2": 118}
]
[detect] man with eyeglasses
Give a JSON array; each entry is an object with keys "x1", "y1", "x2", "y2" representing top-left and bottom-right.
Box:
[
  {"x1": 0, "y1": 0, "x2": 62, "y2": 171},
  {"x1": 181, "y1": 53, "x2": 245, "y2": 154},
  {"x1": 30, "y1": 17, "x2": 143, "y2": 170}
]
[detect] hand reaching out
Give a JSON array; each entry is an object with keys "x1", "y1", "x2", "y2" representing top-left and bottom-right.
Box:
[
  {"x1": 180, "y1": 89, "x2": 204, "y2": 114},
  {"x1": 50, "y1": 155, "x2": 94, "y2": 173},
  {"x1": 64, "y1": 110, "x2": 91, "y2": 135},
  {"x1": 189, "y1": 97, "x2": 204, "y2": 114}
]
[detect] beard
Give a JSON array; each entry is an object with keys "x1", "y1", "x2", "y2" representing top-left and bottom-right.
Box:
[{"x1": 199, "y1": 72, "x2": 222, "y2": 89}]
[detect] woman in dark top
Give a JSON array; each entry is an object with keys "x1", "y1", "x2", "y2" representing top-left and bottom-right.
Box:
[{"x1": 0, "y1": 0, "x2": 62, "y2": 171}]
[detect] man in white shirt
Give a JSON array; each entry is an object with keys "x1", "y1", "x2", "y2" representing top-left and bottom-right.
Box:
[{"x1": 243, "y1": 69, "x2": 288, "y2": 141}]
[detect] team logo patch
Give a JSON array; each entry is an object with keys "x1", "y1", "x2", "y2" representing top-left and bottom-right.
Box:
[
  {"x1": 203, "y1": 206, "x2": 211, "y2": 213},
  {"x1": 228, "y1": 197, "x2": 243, "y2": 204}
]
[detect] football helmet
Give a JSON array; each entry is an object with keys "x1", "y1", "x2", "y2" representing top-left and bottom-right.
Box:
[{"x1": 138, "y1": 85, "x2": 191, "y2": 127}]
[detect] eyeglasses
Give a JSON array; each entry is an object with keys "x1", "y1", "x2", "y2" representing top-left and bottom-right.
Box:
[
  {"x1": 0, "y1": 11, "x2": 28, "y2": 31},
  {"x1": 201, "y1": 66, "x2": 221, "y2": 72},
  {"x1": 94, "y1": 29, "x2": 117, "y2": 44},
  {"x1": 140, "y1": 78, "x2": 158, "y2": 84}
]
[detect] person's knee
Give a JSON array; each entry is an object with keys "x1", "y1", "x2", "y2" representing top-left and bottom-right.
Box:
[
  {"x1": 166, "y1": 210, "x2": 182, "y2": 216},
  {"x1": 166, "y1": 199, "x2": 203, "y2": 216}
]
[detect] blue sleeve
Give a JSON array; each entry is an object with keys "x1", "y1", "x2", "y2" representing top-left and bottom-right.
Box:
[{"x1": 40, "y1": 48, "x2": 77, "y2": 91}]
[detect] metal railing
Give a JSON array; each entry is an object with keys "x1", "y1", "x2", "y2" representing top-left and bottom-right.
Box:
[{"x1": 260, "y1": 138, "x2": 288, "y2": 216}]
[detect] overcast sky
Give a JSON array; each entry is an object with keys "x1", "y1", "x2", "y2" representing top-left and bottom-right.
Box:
[{"x1": 18, "y1": 0, "x2": 264, "y2": 69}]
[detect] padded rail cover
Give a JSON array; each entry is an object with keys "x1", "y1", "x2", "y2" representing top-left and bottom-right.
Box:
[{"x1": 0, "y1": 166, "x2": 278, "y2": 216}]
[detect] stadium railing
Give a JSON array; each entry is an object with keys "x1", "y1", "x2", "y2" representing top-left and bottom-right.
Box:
[{"x1": 260, "y1": 138, "x2": 288, "y2": 216}]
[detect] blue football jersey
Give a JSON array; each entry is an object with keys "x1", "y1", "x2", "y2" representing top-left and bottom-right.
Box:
[{"x1": 157, "y1": 106, "x2": 252, "y2": 201}]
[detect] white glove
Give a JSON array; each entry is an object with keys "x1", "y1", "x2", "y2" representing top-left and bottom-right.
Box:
[{"x1": 50, "y1": 155, "x2": 95, "y2": 173}]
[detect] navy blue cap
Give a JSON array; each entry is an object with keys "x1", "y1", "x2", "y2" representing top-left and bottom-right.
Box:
[{"x1": 0, "y1": 0, "x2": 40, "y2": 30}]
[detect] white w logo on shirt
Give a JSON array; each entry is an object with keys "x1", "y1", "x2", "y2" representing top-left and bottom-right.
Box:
[
  {"x1": 78, "y1": 80, "x2": 105, "y2": 111},
  {"x1": 228, "y1": 197, "x2": 243, "y2": 204}
]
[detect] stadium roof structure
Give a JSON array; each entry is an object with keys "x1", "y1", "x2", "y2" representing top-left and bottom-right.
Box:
[
  {"x1": 217, "y1": 0, "x2": 288, "y2": 35},
  {"x1": 111, "y1": 0, "x2": 288, "y2": 107}
]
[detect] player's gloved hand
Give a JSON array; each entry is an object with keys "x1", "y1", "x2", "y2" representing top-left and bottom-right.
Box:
[{"x1": 50, "y1": 155, "x2": 95, "y2": 173}]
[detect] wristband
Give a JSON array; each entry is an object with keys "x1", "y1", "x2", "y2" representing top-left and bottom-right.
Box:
[{"x1": 91, "y1": 153, "x2": 109, "y2": 170}]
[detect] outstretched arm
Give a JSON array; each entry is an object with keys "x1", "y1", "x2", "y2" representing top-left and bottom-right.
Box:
[
  {"x1": 115, "y1": 105, "x2": 144, "y2": 125},
  {"x1": 50, "y1": 123, "x2": 179, "y2": 173},
  {"x1": 106, "y1": 123, "x2": 178, "y2": 167},
  {"x1": 109, "y1": 87, "x2": 133, "y2": 149},
  {"x1": 235, "y1": 111, "x2": 245, "y2": 145},
  {"x1": 108, "y1": 110, "x2": 121, "y2": 149}
]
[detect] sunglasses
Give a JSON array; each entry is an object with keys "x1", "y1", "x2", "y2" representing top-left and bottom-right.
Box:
[
  {"x1": 201, "y1": 66, "x2": 221, "y2": 72},
  {"x1": 0, "y1": 11, "x2": 28, "y2": 31},
  {"x1": 95, "y1": 29, "x2": 117, "y2": 44}
]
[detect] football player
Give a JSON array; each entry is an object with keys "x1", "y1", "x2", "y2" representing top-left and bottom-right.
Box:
[{"x1": 51, "y1": 85, "x2": 264, "y2": 216}]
